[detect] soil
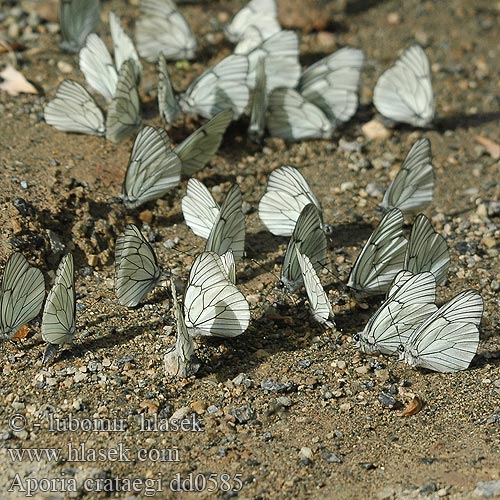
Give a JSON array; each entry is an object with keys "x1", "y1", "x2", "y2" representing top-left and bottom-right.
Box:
[{"x1": 0, "y1": 0, "x2": 499, "y2": 499}]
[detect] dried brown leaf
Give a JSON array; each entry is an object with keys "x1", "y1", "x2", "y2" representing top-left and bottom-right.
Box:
[
  {"x1": 0, "y1": 65, "x2": 38, "y2": 95},
  {"x1": 475, "y1": 135, "x2": 500, "y2": 160},
  {"x1": 400, "y1": 395, "x2": 423, "y2": 417}
]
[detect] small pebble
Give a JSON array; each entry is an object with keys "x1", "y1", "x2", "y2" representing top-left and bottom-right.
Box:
[
  {"x1": 298, "y1": 446, "x2": 313, "y2": 465},
  {"x1": 362, "y1": 120, "x2": 391, "y2": 141}
]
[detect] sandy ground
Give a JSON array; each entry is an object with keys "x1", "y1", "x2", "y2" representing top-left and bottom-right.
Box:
[{"x1": 0, "y1": 0, "x2": 499, "y2": 499}]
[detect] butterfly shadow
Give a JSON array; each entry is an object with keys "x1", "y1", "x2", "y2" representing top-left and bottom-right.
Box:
[
  {"x1": 329, "y1": 220, "x2": 374, "y2": 248},
  {"x1": 435, "y1": 112, "x2": 500, "y2": 131},
  {"x1": 344, "y1": 0, "x2": 389, "y2": 15}
]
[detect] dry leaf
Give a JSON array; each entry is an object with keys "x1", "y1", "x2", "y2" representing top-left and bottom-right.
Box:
[
  {"x1": 400, "y1": 395, "x2": 423, "y2": 416},
  {"x1": 0, "y1": 65, "x2": 38, "y2": 96},
  {"x1": 11, "y1": 325, "x2": 33, "y2": 341},
  {"x1": 475, "y1": 135, "x2": 500, "y2": 160}
]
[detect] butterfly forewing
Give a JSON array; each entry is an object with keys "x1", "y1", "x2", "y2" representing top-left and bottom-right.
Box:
[
  {"x1": 41, "y1": 253, "x2": 76, "y2": 346},
  {"x1": 182, "y1": 179, "x2": 220, "y2": 239},
  {"x1": 109, "y1": 12, "x2": 142, "y2": 77},
  {"x1": 122, "y1": 126, "x2": 182, "y2": 209},
  {"x1": 158, "y1": 53, "x2": 181, "y2": 124},
  {"x1": 248, "y1": 56, "x2": 267, "y2": 143},
  {"x1": 60, "y1": 0, "x2": 100, "y2": 53},
  {"x1": 0, "y1": 253, "x2": 45, "y2": 340},
  {"x1": 106, "y1": 60, "x2": 142, "y2": 143},
  {"x1": 44, "y1": 80, "x2": 105, "y2": 136},
  {"x1": 184, "y1": 252, "x2": 249, "y2": 337},
  {"x1": 379, "y1": 138, "x2": 434, "y2": 214},
  {"x1": 115, "y1": 224, "x2": 162, "y2": 307}
]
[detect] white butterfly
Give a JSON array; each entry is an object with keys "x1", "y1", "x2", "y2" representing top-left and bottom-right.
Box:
[
  {"x1": 183, "y1": 251, "x2": 250, "y2": 338},
  {"x1": 121, "y1": 126, "x2": 182, "y2": 209},
  {"x1": 106, "y1": 60, "x2": 142, "y2": 143},
  {"x1": 174, "y1": 109, "x2": 233, "y2": 176},
  {"x1": 164, "y1": 278, "x2": 200, "y2": 377},
  {"x1": 373, "y1": 44, "x2": 435, "y2": 127},
  {"x1": 379, "y1": 138, "x2": 434, "y2": 214},
  {"x1": 299, "y1": 47, "x2": 364, "y2": 125},
  {"x1": 182, "y1": 180, "x2": 246, "y2": 261},
  {"x1": 0, "y1": 253, "x2": 45, "y2": 341},
  {"x1": 259, "y1": 165, "x2": 331, "y2": 237},
  {"x1": 354, "y1": 270, "x2": 438, "y2": 355},
  {"x1": 247, "y1": 30, "x2": 301, "y2": 92},
  {"x1": 44, "y1": 80, "x2": 105, "y2": 136},
  {"x1": 225, "y1": 0, "x2": 280, "y2": 46},
  {"x1": 79, "y1": 33, "x2": 118, "y2": 102},
  {"x1": 234, "y1": 24, "x2": 282, "y2": 55},
  {"x1": 400, "y1": 290, "x2": 483, "y2": 372},
  {"x1": 109, "y1": 12, "x2": 142, "y2": 77},
  {"x1": 248, "y1": 56, "x2": 267, "y2": 143},
  {"x1": 405, "y1": 214, "x2": 450, "y2": 285},
  {"x1": 295, "y1": 246, "x2": 335, "y2": 327},
  {"x1": 115, "y1": 224, "x2": 162, "y2": 307},
  {"x1": 41, "y1": 254, "x2": 76, "y2": 363},
  {"x1": 267, "y1": 88, "x2": 333, "y2": 141},
  {"x1": 60, "y1": 0, "x2": 100, "y2": 53},
  {"x1": 347, "y1": 208, "x2": 408, "y2": 295},
  {"x1": 178, "y1": 54, "x2": 250, "y2": 120},
  {"x1": 136, "y1": 0, "x2": 197, "y2": 62},
  {"x1": 158, "y1": 53, "x2": 182, "y2": 125},
  {"x1": 280, "y1": 204, "x2": 327, "y2": 293}
]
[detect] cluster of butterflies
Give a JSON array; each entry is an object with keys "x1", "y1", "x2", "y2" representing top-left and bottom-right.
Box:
[{"x1": 44, "y1": 0, "x2": 435, "y2": 146}]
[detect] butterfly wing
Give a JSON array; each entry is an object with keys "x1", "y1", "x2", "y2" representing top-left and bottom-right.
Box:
[
  {"x1": 347, "y1": 208, "x2": 408, "y2": 295},
  {"x1": 295, "y1": 246, "x2": 334, "y2": 327},
  {"x1": 44, "y1": 80, "x2": 105, "y2": 136},
  {"x1": 115, "y1": 224, "x2": 162, "y2": 307},
  {"x1": 174, "y1": 109, "x2": 233, "y2": 176},
  {"x1": 259, "y1": 165, "x2": 323, "y2": 237},
  {"x1": 267, "y1": 88, "x2": 333, "y2": 141},
  {"x1": 122, "y1": 126, "x2": 182, "y2": 209},
  {"x1": 281, "y1": 204, "x2": 327, "y2": 292},
  {"x1": 41, "y1": 253, "x2": 76, "y2": 346},
  {"x1": 184, "y1": 252, "x2": 250, "y2": 337},
  {"x1": 109, "y1": 11, "x2": 142, "y2": 77},
  {"x1": 60, "y1": 0, "x2": 100, "y2": 53},
  {"x1": 179, "y1": 55, "x2": 249, "y2": 119},
  {"x1": 299, "y1": 47, "x2": 364, "y2": 124},
  {"x1": 181, "y1": 178, "x2": 220, "y2": 239},
  {"x1": 248, "y1": 56, "x2": 267, "y2": 143},
  {"x1": 136, "y1": 0, "x2": 197, "y2": 62},
  {"x1": 205, "y1": 185, "x2": 246, "y2": 262},
  {"x1": 356, "y1": 271, "x2": 437, "y2": 355},
  {"x1": 373, "y1": 44, "x2": 435, "y2": 127},
  {"x1": 0, "y1": 253, "x2": 45, "y2": 340},
  {"x1": 158, "y1": 53, "x2": 181, "y2": 124},
  {"x1": 404, "y1": 214, "x2": 450, "y2": 285},
  {"x1": 379, "y1": 138, "x2": 434, "y2": 214},
  {"x1": 79, "y1": 33, "x2": 118, "y2": 102},
  {"x1": 106, "y1": 60, "x2": 142, "y2": 143},
  {"x1": 402, "y1": 290, "x2": 483, "y2": 372}
]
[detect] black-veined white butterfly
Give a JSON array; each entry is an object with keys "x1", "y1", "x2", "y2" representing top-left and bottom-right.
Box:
[
  {"x1": 182, "y1": 180, "x2": 246, "y2": 261},
  {"x1": 347, "y1": 208, "x2": 408, "y2": 295},
  {"x1": 246, "y1": 30, "x2": 301, "y2": 92},
  {"x1": 267, "y1": 87, "x2": 333, "y2": 141},
  {"x1": 248, "y1": 56, "x2": 267, "y2": 143},
  {"x1": 405, "y1": 214, "x2": 450, "y2": 285},
  {"x1": 60, "y1": 0, "x2": 100, "y2": 53},
  {"x1": 178, "y1": 54, "x2": 250, "y2": 120},
  {"x1": 373, "y1": 44, "x2": 435, "y2": 128},
  {"x1": 136, "y1": 0, "x2": 197, "y2": 62},
  {"x1": 354, "y1": 270, "x2": 437, "y2": 355},
  {"x1": 225, "y1": 0, "x2": 280, "y2": 48},
  {"x1": 259, "y1": 165, "x2": 331, "y2": 237},
  {"x1": 399, "y1": 290, "x2": 483, "y2": 372},
  {"x1": 379, "y1": 138, "x2": 434, "y2": 215},
  {"x1": 106, "y1": 60, "x2": 142, "y2": 143},
  {"x1": 280, "y1": 203, "x2": 327, "y2": 293},
  {"x1": 121, "y1": 126, "x2": 182, "y2": 209},
  {"x1": 173, "y1": 109, "x2": 233, "y2": 176},
  {"x1": 298, "y1": 47, "x2": 364, "y2": 126},
  {"x1": 158, "y1": 53, "x2": 182, "y2": 125},
  {"x1": 115, "y1": 224, "x2": 162, "y2": 307},
  {"x1": 44, "y1": 80, "x2": 105, "y2": 136},
  {"x1": 0, "y1": 253, "x2": 45, "y2": 341},
  {"x1": 79, "y1": 33, "x2": 118, "y2": 102},
  {"x1": 41, "y1": 253, "x2": 76, "y2": 364},
  {"x1": 109, "y1": 12, "x2": 142, "y2": 77},
  {"x1": 183, "y1": 251, "x2": 250, "y2": 337},
  {"x1": 164, "y1": 278, "x2": 200, "y2": 377},
  {"x1": 295, "y1": 246, "x2": 335, "y2": 327}
]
